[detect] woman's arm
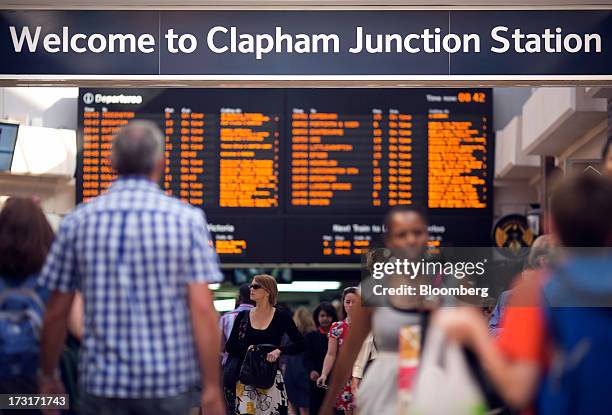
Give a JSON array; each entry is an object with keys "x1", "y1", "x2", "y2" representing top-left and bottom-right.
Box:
[
  {"x1": 352, "y1": 332, "x2": 374, "y2": 380},
  {"x1": 67, "y1": 291, "x2": 84, "y2": 341},
  {"x1": 351, "y1": 332, "x2": 374, "y2": 395},
  {"x1": 279, "y1": 313, "x2": 305, "y2": 355},
  {"x1": 472, "y1": 329, "x2": 540, "y2": 408},
  {"x1": 267, "y1": 313, "x2": 306, "y2": 362},
  {"x1": 435, "y1": 307, "x2": 540, "y2": 409},
  {"x1": 316, "y1": 336, "x2": 337, "y2": 387},
  {"x1": 319, "y1": 300, "x2": 373, "y2": 414},
  {"x1": 304, "y1": 332, "x2": 323, "y2": 381},
  {"x1": 303, "y1": 332, "x2": 316, "y2": 372}
]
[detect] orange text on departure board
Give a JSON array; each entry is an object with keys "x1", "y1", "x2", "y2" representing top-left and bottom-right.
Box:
[
  {"x1": 219, "y1": 111, "x2": 279, "y2": 208},
  {"x1": 81, "y1": 109, "x2": 134, "y2": 201},
  {"x1": 290, "y1": 111, "x2": 360, "y2": 207},
  {"x1": 428, "y1": 113, "x2": 488, "y2": 208}
]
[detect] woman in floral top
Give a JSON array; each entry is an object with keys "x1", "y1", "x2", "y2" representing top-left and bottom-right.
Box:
[{"x1": 317, "y1": 287, "x2": 359, "y2": 414}]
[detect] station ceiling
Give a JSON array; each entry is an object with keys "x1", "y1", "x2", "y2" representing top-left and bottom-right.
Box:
[{"x1": 2, "y1": 1, "x2": 612, "y2": 9}]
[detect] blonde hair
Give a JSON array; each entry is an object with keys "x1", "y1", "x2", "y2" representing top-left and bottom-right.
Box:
[
  {"x1": 253, "y1": 274, "x2": 278, "y2": 306},
  {"x1": 293, "y1": 306, "x2": 316, "y2": 335}
]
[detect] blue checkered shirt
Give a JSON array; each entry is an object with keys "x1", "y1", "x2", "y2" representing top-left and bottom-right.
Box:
[{"x1": 39, "y1": 177, "x2": 223, "y2": 398}]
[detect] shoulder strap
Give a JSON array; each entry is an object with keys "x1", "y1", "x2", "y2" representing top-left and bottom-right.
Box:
[
  {"x1": 0, "y1": 287, "x2": 45, "y2": 311},
  {"x1": 23, "y1": 275, "x2": 40, "y2": 290},
  {"x1": 419, "y1": 310, "x2": 431, "y2": 351}
]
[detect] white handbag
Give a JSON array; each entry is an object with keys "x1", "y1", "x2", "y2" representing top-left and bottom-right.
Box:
[{"x1": 407, "y1": 326, "x2": 487, "y2": 415}]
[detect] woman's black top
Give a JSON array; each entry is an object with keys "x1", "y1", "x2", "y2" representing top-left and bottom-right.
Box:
[
  {"x1": 303, "y1": 329, "x2": 328, "y2": 374},
  {"x1": 225, "y1": 308, "x2": 305, "y2": 359}
]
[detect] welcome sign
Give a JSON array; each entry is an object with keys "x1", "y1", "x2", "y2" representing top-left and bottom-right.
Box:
[{"x1": 1, "y1": 10, "x2": 611, "y2": 78}]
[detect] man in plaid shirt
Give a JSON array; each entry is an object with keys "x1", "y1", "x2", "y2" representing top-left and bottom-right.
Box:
[{"x1": 38, "y1": 121, "x2": 224, "y2": 415}]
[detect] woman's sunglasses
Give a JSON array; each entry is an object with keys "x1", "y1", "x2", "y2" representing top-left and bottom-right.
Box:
[{"x1": 249, "y1": 283, "x2": 262, "y2": 290}]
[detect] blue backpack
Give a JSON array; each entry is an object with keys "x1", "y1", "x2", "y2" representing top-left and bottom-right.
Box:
[
  {"x1": 0, "y1": 276, "x2": 46, "y2": 380},
  {"x1": 539, "y1": 260, "x2": 612, "y2": 415}
]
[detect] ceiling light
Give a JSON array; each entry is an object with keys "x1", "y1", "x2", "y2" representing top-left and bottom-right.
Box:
[
  {"x1": 277, "y1": 281, "x2": 341, "y2": 292},
  {"x1": 214, "y1": 299, "x2": 235, "y2": 312}
]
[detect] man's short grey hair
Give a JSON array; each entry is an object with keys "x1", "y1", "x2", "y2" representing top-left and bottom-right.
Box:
[
  {"x1": 111, "y1": 120, "x2": 165, "y2": 176},
  {"x1": 527, "y1": 234, "x2": 557, "y2": 269}
]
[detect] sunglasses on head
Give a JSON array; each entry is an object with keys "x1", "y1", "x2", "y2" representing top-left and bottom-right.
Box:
[{"x1": 249, "y1": 283, "x2": 262, "y2": 290}]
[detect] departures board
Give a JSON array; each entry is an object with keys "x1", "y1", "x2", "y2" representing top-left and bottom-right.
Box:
[{"x1": 77, "y1": 88, "x2": 493, "y2": 264}]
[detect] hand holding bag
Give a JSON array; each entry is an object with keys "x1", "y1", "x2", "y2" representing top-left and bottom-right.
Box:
[
  {"x1": 407, "y1": 326, "x2": 487, "y2": 415},
  {"x1": 239, "y1": 343, "x2": 279, "y2": 389}
]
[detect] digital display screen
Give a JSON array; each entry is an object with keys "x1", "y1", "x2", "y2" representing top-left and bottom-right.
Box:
[{"x1": 78, "y1": 88, "x2": 493, "y2": 264}]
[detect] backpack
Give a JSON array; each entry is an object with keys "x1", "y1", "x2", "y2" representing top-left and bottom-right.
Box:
[
  {"x1": 0, "y1": 276, "x2": 46, "y2": 380},
  {"x1": 538, "y1": 266, "x2": 612, "y2": 415}
]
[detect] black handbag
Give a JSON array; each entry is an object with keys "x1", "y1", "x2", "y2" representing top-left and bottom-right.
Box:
[
  {"x1": 222, "y1": 310, "x2": 249, "y2": 388},
  {"x1": 239, "y1": 343, "x2": 279, "y2": 389}
]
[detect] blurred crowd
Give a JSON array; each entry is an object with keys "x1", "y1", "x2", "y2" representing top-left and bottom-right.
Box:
[{"x1": 0, "y1": 122, "x2": 611, "y2": 415}]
